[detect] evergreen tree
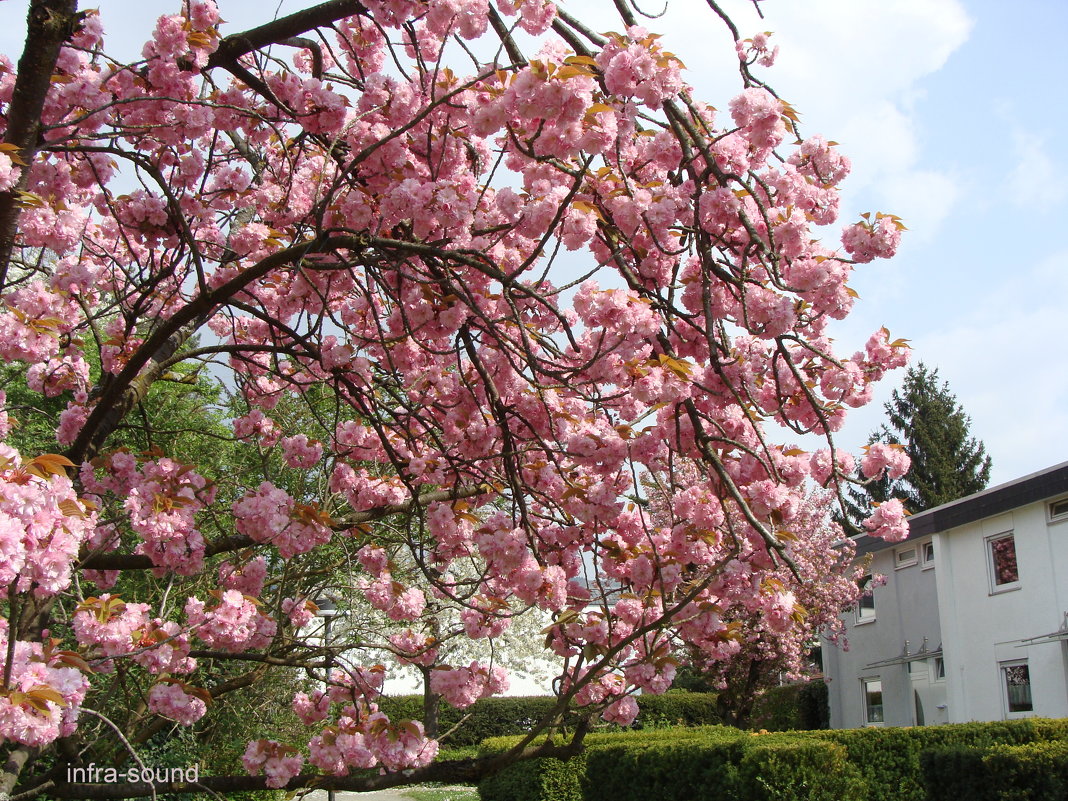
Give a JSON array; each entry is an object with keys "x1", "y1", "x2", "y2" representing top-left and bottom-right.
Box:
[{"x1": 844, "y1": 363, "x2": 992, "y2": 529}]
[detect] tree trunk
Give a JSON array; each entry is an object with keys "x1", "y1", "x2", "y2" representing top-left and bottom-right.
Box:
[{"x1": 420, "y1": 665, "x2": 441, "y2": 739}]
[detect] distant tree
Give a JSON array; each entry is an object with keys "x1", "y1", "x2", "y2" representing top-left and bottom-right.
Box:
[{"x1": 844, "y1": 363, "x2": 992, "y2": 528}]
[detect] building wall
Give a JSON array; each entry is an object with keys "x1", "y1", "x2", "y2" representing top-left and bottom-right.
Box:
[
  {"x1": 936, "y1": 502, "x2": 1068, "y2": 722},
  {"x1": 823, "y1": 538, "x2": 945, "y2": 728}
]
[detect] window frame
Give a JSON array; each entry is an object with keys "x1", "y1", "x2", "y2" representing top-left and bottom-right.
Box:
[
  {"x1": 894, "y1": 544, "x2": 918, "y2": 569},
  {"x1": 921, "y1": 540, "x2": 935, "y2": 570},
  {"x1": 855, "y1": 574, "x2": 876, "y2": 624},
  {"x1": 932, "y1": 656, "x2": 946, "y2": 682},
  {"x1": 986, "y1": 531, "x2": 1021, "y2": 594},
  {"x1": 1049, "y1": 497, "x2": 1068, "y2": 523},
  {"x1": 862, "y1": 678, "x2": 885, "y2": 726},
  {"x1": 1000, "y1": 660, "x2": 1034, "y2": 716}
]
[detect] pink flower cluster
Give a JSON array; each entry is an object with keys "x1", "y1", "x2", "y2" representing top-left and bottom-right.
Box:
[
  {"x1": 842, "y1": 214, "x2": 904, "y2": 263},
  {"x1": 232, "y1": 409, "x2": 281, "y2": 447},
  {"x1": 389, "y1": 629, "x2": 439, "y2": 666},
  {"x1": 0, "y1": 445, "x2": 96, "y2": 596},
  {"x1": 729, "y1": 87, "x2": 786, "y2": 151},
  {"x1": 430, "y1": 662, "x2": 509, "y2": 708},
  {"x1": 218, "y1": 556, "x2": 267, "y2": 596},
  {"x1": 72, "y1": 594, "x2": 150, "y2": 668},
  {"x1": 863, "y1": 499, "x2": 910, "y2": 542},
  {"x1": 147, "y1": 681, "x2": 208, "y2": 725},
  {"x1": 0, "y1": 623, "x2": 90, "y2": 747},
  {"x1": 184, "y1": 589, "x2": 277, "y2": 653},
  {"x1": 80, "y1": 452, "x2": 214, "y2": 575},
  {"x1": 359, "y1": 575, "x2": 427, "y2": 622},
  {"x1": 242, "y1": 739, "x2": 305, "y2": 789},
  {"x1": 596, "y1": 28, "x2": 683, "y2": 108},
  {"x1": 736, "y1": 31, "x2": 779, "y2": 68},
  {"x1": 861, "y1": 442, "x2": 911, "y2": 480},
  {"x1": 280, "y1": 434, "x2": 323, "y2": 468},
  {"x1": 292, "y1": 690, "x2": 331, "y2": 725},
  {"x1": 308, "y1": 712, "x2": 439, "y2": 774},
  {"x1": 233, "y1": 482, "x2": 333, "y2": 558},
  {"x1": 281, "y1": 597, "x2": 317, "y2": 629}
]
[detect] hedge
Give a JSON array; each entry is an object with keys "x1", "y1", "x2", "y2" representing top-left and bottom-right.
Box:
[
  {"x1": 479, "y1": 718, "x2": 1068, "y2": 801},
  {"x1": 479, "y1": 728, "x2": 866, "y2": 801},
  {"x1": 377, "y1": 693, "x2": 722, "y2": 746},
  {"x1": 922, "y1": 739, "x2": 1068, "y2": 801},
  {"x1": 809, "y1": 718, "x2": 1068, "y2": 801}
]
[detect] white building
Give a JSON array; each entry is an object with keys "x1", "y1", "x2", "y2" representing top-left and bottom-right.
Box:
[{"x1": 823, "y1": 461, "x2": 1068, "y2": 728}]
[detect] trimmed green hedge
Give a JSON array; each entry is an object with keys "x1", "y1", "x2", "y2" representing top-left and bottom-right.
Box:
[
  {"x1": 810, "y1": 718, "x2": 1068, "y2": 801},
  {"x1": 479, "y1": 718, "x2": 1068, "y2": 801},
  {"x1": 377, "y1": 693, "x2": 722, "y2": 747},
  {"x1": 922, "y1": 739, "x2": 1068, "y2": 801},
  {"x1": 479, "y1": 728, "x2": 865, "y2": 801}
]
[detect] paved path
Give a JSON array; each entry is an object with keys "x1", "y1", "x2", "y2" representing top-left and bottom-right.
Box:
[
  {"x1": 303, "y1": 790, "x2": 411, "y2": 800},
  {"x1": 303, "y1": 786, "x2": 473, "y2": 800}
]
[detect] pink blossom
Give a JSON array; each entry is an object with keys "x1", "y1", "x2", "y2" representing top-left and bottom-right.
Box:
[
  {"x1": 292, "y1": 690, "x2": 331, "y2": 725},
  {"x1": 430, "y1": 662, "x2": 509, "y2": 708},
  {"x1": 864, "y1": 499, "x2": 910, "y2": 542},
  {"x1": 148, "y1": 681, "x2": 207, "y2": 725},
  {"x1": 602, "y1": 695, "x2": 639, "y2": 726},
  {"x1": 282, "y1": 597, "x2": 316, "y2": 629},
  {"x1": 243, "y1": 739, "x2": 304, "y2": 789},
  {"x1": 280, "y1": 434, "x2": 323, "y2": 468},
  {"x1": 861, "y1": 443, "x2": 911, "y2": 480},
  {"x1": 842, "y1": 214, "x2": 903, "y2": 262}
]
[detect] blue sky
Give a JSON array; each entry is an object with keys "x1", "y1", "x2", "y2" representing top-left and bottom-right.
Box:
[{"x1": 1, "y1": 0, "x2": 1064, "y2": 485}]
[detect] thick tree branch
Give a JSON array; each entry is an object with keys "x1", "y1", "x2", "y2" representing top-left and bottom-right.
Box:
[
  {"x1": 0, "y1": 0, "x2": 80, "y2": 289},
  {"x1": 205, "y1": 0, "x2": 367, "y2": 71}
]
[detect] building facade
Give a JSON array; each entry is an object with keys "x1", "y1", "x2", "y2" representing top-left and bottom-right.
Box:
[{"x1": 823, "y1": 461, "x2": 1068, "y2": 728}]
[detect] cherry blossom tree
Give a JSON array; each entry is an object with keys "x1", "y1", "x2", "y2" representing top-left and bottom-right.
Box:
[
  {"x1": 0, "y1": 0, "x2": 911, "y2": 796},
  {"x1": 646, "y1": 478, "x2": 862, "y2": 727}
]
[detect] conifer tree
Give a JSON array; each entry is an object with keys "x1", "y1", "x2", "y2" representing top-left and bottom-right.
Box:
[{"x1": 844, "y1": 363, "x2": 992, "y2": 528}]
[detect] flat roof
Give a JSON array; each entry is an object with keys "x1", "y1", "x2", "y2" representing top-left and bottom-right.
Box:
[{"x1": 853, "y1": 460, "x2": 1068, "y2": 557}]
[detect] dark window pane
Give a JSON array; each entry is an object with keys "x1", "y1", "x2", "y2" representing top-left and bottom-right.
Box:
[
  {"x1": 865, "y1": 680, "x2": 883, "y2": 723},
  {"x1": 857, "y1": 576, "x2": 876, "y2": 620},
  {"x1": 1003, "y1": 664, "x2": 1033, "y2": 712}
]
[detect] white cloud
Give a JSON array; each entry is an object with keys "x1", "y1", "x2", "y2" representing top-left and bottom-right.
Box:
[
  {"x1": 636, "y1": 0, "x2": 974, "y2": 240},
  {"x1": 901, "y1": 248, "x2": 1068, "y2": 483},
  {"x1": 1007, "y1": 130, "x2": 1068, "y2": 208}
]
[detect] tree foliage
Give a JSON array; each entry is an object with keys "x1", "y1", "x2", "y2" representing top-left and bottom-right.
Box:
[
  {"x1": 0, "y1": 0, "x2": 911, "y2": 797},
  {"x1": 844, "y1": 363, "x2": 992, "y2": 527}
]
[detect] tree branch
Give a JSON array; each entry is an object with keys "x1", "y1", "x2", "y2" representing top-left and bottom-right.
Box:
[
  {"x1": 205, "y1": 0, "x2": 367, "y2": 71},
  {"x1": 0, "y1": 0, "x2": 80, "y2": 289}
]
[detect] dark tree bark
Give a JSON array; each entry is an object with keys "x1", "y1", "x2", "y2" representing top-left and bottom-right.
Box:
[{"x1": 0, "y1": 0, "x2": 80, "y2": 288}]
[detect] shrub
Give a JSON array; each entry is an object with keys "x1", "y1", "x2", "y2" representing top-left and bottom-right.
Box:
[
  {"x1": 479, "y1": 728, "x2": 868, "y2": 801},
  {"x1": 923, "y1": 739, "x2": 1068, "y2": 801},
  {"x1": 811, "y1": 718, "x2": 1068, "y2": 801},
  {"x1": 378, "y1": 694, "x2": 722, "y2": 746},
  {"x1": 633, "y1": 692, "x2": 723, "y2": 729},
  {"x1": 736, "y1": 738, "x2": 866, "y2": 801},
  {"x1": 479, "y1": 718, "x2": 1068, "y2": 801}
]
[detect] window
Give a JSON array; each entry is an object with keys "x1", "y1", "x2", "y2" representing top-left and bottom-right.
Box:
[
  {"x1": 1001, "y1": 661, "x2": 1033, "y2": 713},
  {"x1": 863, "y1": 679, "x2": 884, "y2": 724},
  {"x1": 856, "y1": 575, "x2": 876, "y2": 623},
  {"x1": 933, "y1": 657, "x2": 945, "y2": 681},
  {"x1": 1050, "y1": 498, "x2": 1068, "y2": 522},
  {"x1": 921, "y1": 540, "x2": 935, "y2": 569},
  {"x1": 988, "y1": 532, "x2": 1020, "y2": 591},
  {"x1": 895, "y1": 545, "x2": 918, "y2": 569}
]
